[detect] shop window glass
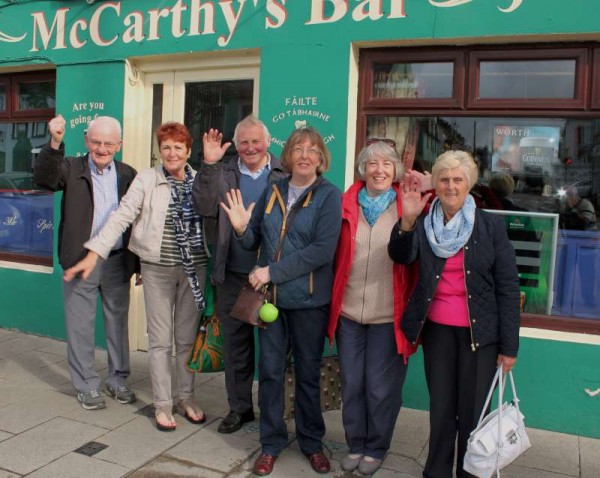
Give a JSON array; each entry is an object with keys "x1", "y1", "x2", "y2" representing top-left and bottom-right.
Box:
[
  {"x1": 0, "y1": 83, "x2": 6, "y2": 113},
  {"x1": 0, "y1": 121, "x2": 53, "y2": 266},
  {"x1": 183, "y1": 79, "x2": 253, "y2": 170},
  {"x1": 373, "y1": 62, "x2": 454, "y2": 99},
  {"x1": 16, "y1": 79, "x2": 56, "y2": 112},
  {"x1": 479, "y1": 60, "x2": 576, "y2": 99},
  {"x1": 365, "y1": 115, "x2": 600, "y2": 320}
]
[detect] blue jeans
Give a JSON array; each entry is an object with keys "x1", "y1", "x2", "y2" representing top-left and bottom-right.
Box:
[
  {"x1": 258, "y1": 305, "x2": 329, "y2": 456},
  {"x1": 337, "y1": 317, "x2": 407, "y2": 459}
]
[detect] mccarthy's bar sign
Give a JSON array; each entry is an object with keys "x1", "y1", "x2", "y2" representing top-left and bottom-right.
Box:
[{"x1": 0, "y1": 0, "x2": 524, "y2": 51}]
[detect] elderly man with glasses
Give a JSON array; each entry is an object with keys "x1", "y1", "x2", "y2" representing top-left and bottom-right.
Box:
[{"x1": 34, "y1": 114, "x2": 138, "y2": 410}]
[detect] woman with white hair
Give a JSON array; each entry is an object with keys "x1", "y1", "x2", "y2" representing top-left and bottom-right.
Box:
[
  {"x1": 328, "y1": 139, "x2": 419, "y2": 475},
  {"x1": 389, "y1": 150, "x2": 521, "y2": 478}
]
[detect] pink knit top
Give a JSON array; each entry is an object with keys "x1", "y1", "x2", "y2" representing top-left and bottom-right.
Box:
[{"x1": 428, "y1": 249, "x2": 470, "y2": 327}]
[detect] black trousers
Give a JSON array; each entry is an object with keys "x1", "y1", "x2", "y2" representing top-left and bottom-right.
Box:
[
  {"x1": 422, "y1": 321, "x2": 498, "y2": 478},
  {"x1": 216, "y1": 271, "x2": 256, "y2": 414}
]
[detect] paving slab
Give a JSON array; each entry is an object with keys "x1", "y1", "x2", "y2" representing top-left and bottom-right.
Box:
[
  {"x1": 580, "y1": 435, "x2": 600, "y2": 478},
  {"x1": 509, "y1": 427, "x2": 580, "y2": 475},
  {"x1": 0, "y1": 389, "x2": 79, "y2": 434},
  {"x1": 0, "y1": 417, "x2": 106, "y2": 475},
  {"x1": 0, "y1": 470, "x2": 20, "y2": 478},
  {"x1": 381, "y1": 452, "x2": 424, "y2": 476},
  {"x1": 166, "y1": 420, "x2": 261, "y2": 473},
  {"x1": 94, "y1": 428, "x2": 192, "y2": 469},
  {"x1": 26, "y1": 452, "x2": 131, "y2": 478},
  {"x1": 129, "y1": 455, "x2": 224, "y2": 478}
]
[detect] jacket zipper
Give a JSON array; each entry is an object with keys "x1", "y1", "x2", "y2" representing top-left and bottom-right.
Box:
[{"x1": 463, "y1": 246, "x2": 476, "y2": 351}]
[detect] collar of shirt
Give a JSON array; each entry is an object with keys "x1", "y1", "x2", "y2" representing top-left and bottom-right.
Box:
[
  {"x1": 238, "y1": 153, "x2": 271, "y2": 180},
  {"x1": 87, "y1": 156, "x2": 114, "y2": 175}
]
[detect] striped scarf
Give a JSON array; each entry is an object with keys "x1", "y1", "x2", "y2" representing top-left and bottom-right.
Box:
[{"x1": 163, "y1": 165, "x2": 205, "y2": 310}]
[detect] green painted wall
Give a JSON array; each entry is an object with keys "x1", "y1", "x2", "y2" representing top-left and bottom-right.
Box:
[
  {"x1": 0, "y1": 0, "x2": 599, "y2": 438},
  {"x1": 403, "y1": 338, "x2": 600, "y2": 439}
]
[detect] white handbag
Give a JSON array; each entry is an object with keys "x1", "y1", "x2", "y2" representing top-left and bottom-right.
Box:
[{"x1": 463, "y1": 367, "x2": 531, "y2": 478}]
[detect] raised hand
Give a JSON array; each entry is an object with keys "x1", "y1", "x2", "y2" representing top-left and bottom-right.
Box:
[
  {"x1": 400, "y1": 173, "x2": 431, "y2": 230},
  {"x1": 406, "y1": 169, "x2": 433, "y2": 192},
  {"x1": 63, "y1": 251, "x2": 100, "y2": 282},
  {"x1": 48, "y1": 114, "x2": 66, "y2": 149},
  {"x1": 202, "y1": 128, "x2": 232, "y2": 164},
  {"x1": 219, "y1": 188, "x2": 255, "y2": 235}
]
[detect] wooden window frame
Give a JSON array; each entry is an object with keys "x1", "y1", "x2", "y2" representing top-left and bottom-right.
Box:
[
  {"x1": 591, "y1": 48, "x2": 600, "y2": 109},
  {"x1": 11, "y1": 71, "x2": 56, "y2": 119},
  {"x1": 360, "y1": 50, "x2": 465, "y2": 110},
  {"x1": 467, "y1": 48, "x2": 588, "y2": 110},
  {"x1": 358, "y1": 44, "x2": 600, "y2": 333},
  {"x1": 0, "y1": 77, "x2": 10, "y2": 119}
]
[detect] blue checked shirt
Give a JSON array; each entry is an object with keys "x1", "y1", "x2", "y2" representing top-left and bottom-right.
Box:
[{"x1": 89, "y1": 157, "x2": 122, "y2": 250}]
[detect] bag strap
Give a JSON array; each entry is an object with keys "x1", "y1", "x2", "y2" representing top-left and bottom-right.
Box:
[
  {"x1": 477, "y1": 366, "x2": 502, "y2": 426},
  {"x1": 497, "y1": 366, "x2": 505, "y2": 477}
]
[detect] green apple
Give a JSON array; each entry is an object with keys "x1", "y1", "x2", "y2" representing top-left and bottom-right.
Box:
[{"x1": 259, "y1": 302, "x2": 279, "y2": 323}]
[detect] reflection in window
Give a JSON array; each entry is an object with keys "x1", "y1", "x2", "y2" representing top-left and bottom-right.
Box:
[
  {"x1": 373, "y1": 62, "x2": 454, "y2": 99},
  {"x1": 17, "y1": 80, "x2": 56, "y2": 111},
  {"x1": 184, "y1": 80, "x2": 253, "y2": 170},
  {"x1": 479, "y1": 60, "x2": 576, "y2": 99},
  {"x1": 0, "y1": 121, "x2": 53, "y2": 266}
]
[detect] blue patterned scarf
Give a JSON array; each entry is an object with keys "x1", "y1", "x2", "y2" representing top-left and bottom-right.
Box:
[
  {"x1": 163, "y1": 165, "x2": 205, "y2": 310},
  {"x1": 358, "y1": 186, "x2": 396, "y2": 227},
  {"x1": 424, "y1": 194, "x2": 476, "y2": 258}
]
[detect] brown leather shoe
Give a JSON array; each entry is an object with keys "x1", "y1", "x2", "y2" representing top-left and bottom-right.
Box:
[
  {"x1": 306, "y1": 451, "x2": 331, "y2": 474},
  {"x1": 253, "y1": 453, "x2": 277, "y2": 476}
]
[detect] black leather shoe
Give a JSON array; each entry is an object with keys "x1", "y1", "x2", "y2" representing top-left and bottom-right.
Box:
[{"x1": 217, "y1": 410, "x2": 255, "y2": 434}]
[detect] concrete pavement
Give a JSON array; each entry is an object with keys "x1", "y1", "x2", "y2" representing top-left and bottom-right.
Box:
[{"x1": 0, "y1": 327, "x2": 598, "y2": 477}]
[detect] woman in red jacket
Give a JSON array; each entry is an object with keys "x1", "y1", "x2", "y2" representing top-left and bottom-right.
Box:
[{"x1": 328, "y1": 139, "x2": 419, "y2": 475}]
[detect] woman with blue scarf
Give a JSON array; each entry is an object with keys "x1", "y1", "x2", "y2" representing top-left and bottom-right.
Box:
[
  {"x1": 65, "y1": 122, "x2": 208, "y2": 432},
  {"x1": 328, "y1": 140, "x2": 420, "y2": 475},
  {"x1": 389, "y1": 150, "x2": 520, "y2": 478}
]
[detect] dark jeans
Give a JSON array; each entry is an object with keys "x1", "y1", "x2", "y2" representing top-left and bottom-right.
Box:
[
  {"x1": 422, "y1": 321, "x2": 498, "y2": 478},
  {"x1": 337, "y1": 317, "x2": 407, "y2": 460},
  {"x1": 216, "y1": 271, "x2": 256, "y2": 414},
  {"x1": 258, "y1": 305, "x2": 329, "y2": 456}
]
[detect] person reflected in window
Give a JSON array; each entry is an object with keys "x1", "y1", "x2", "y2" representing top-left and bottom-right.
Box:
[
  {"x1": 389, "y1": 150, "x2": 521, "y2": 478},
  {"x1": 488, "y1": 172, "x2": 528, "y2": 212},
  {"x1": 559, "y1": 185, "x2": 597, "y2": 230}
]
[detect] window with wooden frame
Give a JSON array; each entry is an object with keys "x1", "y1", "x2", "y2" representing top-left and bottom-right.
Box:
[
  {"x1": 358, "y1": 45, "x2": 600, "y2": 334},
  {"x1": 0, "y1": 70, "x2": 55, "y2": 267}
]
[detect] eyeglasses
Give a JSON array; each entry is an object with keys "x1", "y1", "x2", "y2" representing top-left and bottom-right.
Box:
[
  {"x1": 88, "y1": 139, "x2": 120, "y2": 149},
  {"x1": 366, "y1": 138, "x2": 397, "y2": 149},
  {"x1": 292, "y1": 147, "x2": 321, "y2": 158}
]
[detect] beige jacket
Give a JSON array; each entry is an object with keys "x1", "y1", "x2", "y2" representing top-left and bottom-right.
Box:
[{"x1": 85, "y1": 163, "x2": 195, "y2": 263}]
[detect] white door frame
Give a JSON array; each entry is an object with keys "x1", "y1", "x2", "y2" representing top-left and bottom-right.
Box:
[{"x1": 122, "y1": 51, "x2": 260, "y2": 351}]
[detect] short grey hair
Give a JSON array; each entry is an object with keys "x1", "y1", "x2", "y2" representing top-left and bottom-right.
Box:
[
  {"x1": 432, "y1": 150, "x2": 478, "y2": 189},
  {"x1": 356, "y1": 141, "x2": 404, "y2": 182},
  {"x1": 233, "y1": 114, "x2": 270, "y2": 147},
  {"x1": 86, "y1": 116, "x2": 122, "y2": 138},
  {"x1": 489, "y1": 172, "x2": 515, "y2": 198}
]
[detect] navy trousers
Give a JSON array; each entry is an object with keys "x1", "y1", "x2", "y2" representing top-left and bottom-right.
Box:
[
  {"x1": 216, "y1": 271, "x2": 256, "y2": 414},
  {"x1": 258, "y1": 305, "x2": 329, "y2": 456},
  {"x1": 337, "y1": 317, "x2": 407, "y2": 460}
]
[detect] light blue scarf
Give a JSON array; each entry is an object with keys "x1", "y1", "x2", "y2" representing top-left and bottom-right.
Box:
[
  {"x1": 358, "y1": 186, "x2": 396, "y2": 227},
  {"x1": 424, "y1": 194, "x2": 476, "y2": 258}
]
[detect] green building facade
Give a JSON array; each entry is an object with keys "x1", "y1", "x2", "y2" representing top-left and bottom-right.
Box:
[{"x1": 0, "y1": 0, "x2": 599, "y2": 438}]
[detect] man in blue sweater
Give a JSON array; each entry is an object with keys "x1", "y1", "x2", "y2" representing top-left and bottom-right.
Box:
[{"x1": 192, "y1": 115, "x2": 285, "y2": 433}]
